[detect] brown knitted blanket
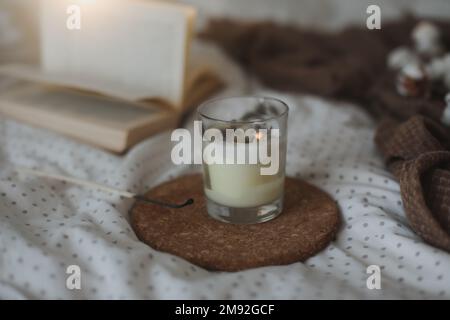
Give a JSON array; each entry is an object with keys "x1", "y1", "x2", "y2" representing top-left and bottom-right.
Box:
[{"x1": 201, "y1": 17, "x2": 450, "y2": 252}]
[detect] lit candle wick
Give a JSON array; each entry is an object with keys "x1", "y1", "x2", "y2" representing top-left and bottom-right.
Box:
[{"x1": 255, "y1": 132, "x2": 264, "y2": 140}]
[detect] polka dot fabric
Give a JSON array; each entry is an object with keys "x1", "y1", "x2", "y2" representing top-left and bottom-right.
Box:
[{"x1": 0, "y1": 58, "x2": 449, "y2": 299}]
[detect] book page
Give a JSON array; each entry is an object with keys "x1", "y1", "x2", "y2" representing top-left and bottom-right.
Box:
[
  {"x1": 0, "y1": 81, "x2": 178, "y2": 152},
  {"x1": 39, "y1": 0, "x2": 196, "y2": 107},
  {"x1": 0, "y1": 83, "x2": 161, "y2": 130}
]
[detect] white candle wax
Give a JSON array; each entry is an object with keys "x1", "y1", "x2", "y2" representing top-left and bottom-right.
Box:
[{"x1": 203, "y1": 139, "x2": 284, "y2": 208}]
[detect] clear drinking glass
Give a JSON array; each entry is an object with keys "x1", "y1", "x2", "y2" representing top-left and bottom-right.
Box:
[{"x1": 198, "y1": 96, "x2": 288, "y2": 224}]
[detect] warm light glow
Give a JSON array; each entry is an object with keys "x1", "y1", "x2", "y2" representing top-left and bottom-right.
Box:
[{"x1": 255, "y1": 132, "x2": 264, "y2": 140}]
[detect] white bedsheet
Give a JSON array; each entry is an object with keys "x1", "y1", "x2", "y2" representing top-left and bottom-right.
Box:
[{"x1": 0, "y1": 44, "x2": 449, "y2": 300}]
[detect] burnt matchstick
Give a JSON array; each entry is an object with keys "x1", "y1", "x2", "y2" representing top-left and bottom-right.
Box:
[
  {"x1": 16, "y1": 167, "x2": 194, "y2": 209},
  {"x1": 133, "y1": 195, "x2": 193, "y2": 208}
]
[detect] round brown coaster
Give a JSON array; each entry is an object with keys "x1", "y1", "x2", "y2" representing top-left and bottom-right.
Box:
[{"x1": 130, "y1": 174, "x2": 340, "y2": 271}]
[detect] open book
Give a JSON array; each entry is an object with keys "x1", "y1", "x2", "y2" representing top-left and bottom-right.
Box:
[{"x1": 0, "y1": 0, "x2": 223, "y2": 152}]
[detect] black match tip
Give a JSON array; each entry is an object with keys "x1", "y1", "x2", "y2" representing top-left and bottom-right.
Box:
[{"x1": 135, "y1": 195, "x2": 194, "y2": 209}]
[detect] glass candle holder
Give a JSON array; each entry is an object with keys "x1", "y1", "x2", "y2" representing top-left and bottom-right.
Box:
[{"x1": 198, "y1": 96, "x2": 288, "y2": 224}]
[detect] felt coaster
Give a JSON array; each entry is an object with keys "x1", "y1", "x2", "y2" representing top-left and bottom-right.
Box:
[{"x1": 130, "y1": 174, "x2": 340, "y2": 271}]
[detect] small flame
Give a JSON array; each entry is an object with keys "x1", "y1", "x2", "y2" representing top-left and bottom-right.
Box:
[{"x1": 255, "y1": 132, "x2": 264, "y2": 140}]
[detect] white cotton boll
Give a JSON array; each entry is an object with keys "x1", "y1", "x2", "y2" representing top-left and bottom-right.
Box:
[
  {"x1": 396, "y1": 63, "x2": 427, "y2": 97},
  {"x1": 412, "y1": 21, "x2": 442, "y2": 56},
  {"x1": 412, "y1": 21, "x2": 440, "y2": 44},
  {"x1": 425, "y1": 54, "x2": 450, "y2": 80},
  {"x1": 402, "y1": 63, "x2": 426, "y2": 80},
  {"x1": 387, "y1": 47, "x2": 419, "y2": 70}
]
